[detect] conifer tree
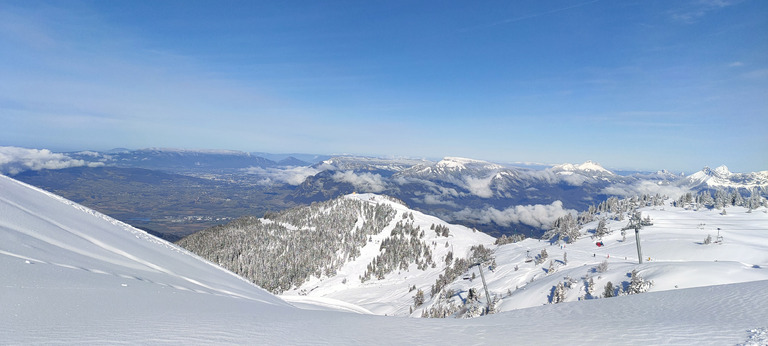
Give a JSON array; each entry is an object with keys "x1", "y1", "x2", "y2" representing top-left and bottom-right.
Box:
[
  {"x1": 413, "y1": 289, "x2": 425, "y2": 307},
  {"x1": 595, "y1": 218, "x2": 608, "y2": 239},
  {"x1": 586, "y1": 277, "x2": 595, "y2": 298},
  {"x1": 552, "y1": 282, "x2": 566, "y2": 303},
  {"x1": 603, "y1": 281, "x2": 614, "y2": 298}
]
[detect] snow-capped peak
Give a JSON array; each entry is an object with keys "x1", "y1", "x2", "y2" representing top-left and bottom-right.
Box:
[
  {"x1": 692, "y1": 165, "x2": 731, "y2": 180},
  {"x1": 697, "y1": 165, "x2": 732, "y2": 178},
  {"x1": 552, "y1": 161, "x2": 613, "y2": 175},
  {"x1": 714, "y1": 165, "x2": 731, "y2": 176},
  {"x1": 436, "y1": 157, "x2": 503, "y2": 171}
]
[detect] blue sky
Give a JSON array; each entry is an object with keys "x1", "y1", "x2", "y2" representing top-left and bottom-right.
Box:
[{"x1": 0, "y1": 0, "x2": 766, "y2": 172}]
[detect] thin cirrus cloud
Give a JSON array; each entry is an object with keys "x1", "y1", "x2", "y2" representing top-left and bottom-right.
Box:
[
  {"x1": 460, "y1": 0, "x2": 600, "y2": 32},
  {"x1": 668, "y1": 0, "x2": 742, "y2": 23}
]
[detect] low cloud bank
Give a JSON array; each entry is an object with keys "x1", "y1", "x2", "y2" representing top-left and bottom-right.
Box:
[
  {"x1": 559, "y1": 173, "x2": 588, "y2": 186},
  {"x1": 602, "y1": 181, "x2": 690, "y2": 199},
  {"x1": 332, "y1": 170, "x2": 387, "y2": 193},
  {"x1": 0, "y1": 146, "x2": 103, "y2": 175},
  {"x1": 417, "y1": 194, "x2": 460, "y2": 208},
  {"x1": 244, "y1": 166, "x2": 320, "y2": 186},
  {"x1": 453, "y1": 200, "x2": 574, "y2": 229},
  {"x1": 464, "y1": 176, "x2": 494, "y2": 198}
]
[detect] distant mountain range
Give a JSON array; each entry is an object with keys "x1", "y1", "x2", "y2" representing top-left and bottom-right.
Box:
[
  {"x1": 67, "y1": 148, "x2": 330, "y2": 172},
  {"x1": 292, "y1": 156, "x2": 767, "y2": 236},
  {"x1": 3, "y1": 146, "x2": 766, "y2": 239},
  {"x1": 687, "y1": 165, "x2": 768, "y2": 189}
]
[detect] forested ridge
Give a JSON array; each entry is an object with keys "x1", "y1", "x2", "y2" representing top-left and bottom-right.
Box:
[{"x1": 178, "y1": 196, "x2": 397, "y2": 293}]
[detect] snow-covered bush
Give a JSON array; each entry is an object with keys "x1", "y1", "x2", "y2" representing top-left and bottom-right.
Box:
[
  {"x1": 625, "y1": 269, "x2": 652, "y2": 295},
  {"x1": 596, "y1": 260, "x2": 609, "y2": 273}
]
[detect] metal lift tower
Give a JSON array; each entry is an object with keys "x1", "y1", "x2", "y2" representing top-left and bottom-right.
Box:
[
  {"x1": 631, "y1": 212, "x2": 644, "y2": 264},
  {"x1": 471, "y1": 262, "x2": 493, "y2": 314}
]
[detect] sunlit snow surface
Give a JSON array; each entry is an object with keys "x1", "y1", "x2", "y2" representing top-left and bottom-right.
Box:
[
  {"x1": 283, "y1": 193, "x2": 768, "y2": 320},
  {"x1": 487, "y1": 205, "x2": 768, "y2": 312},
  {"x1": 1, "y1": 175, "x2": 767, "y2": 345}
]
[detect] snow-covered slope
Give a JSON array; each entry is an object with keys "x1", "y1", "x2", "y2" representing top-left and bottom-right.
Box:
[
  {"x1": 422, "y1": 201, "x2": 768, "y2": 316},
  {"x1": 2, "y1": 174, "x2": 767, "y2": 344},
  {"x1": 0, "y1": 175, "x2": 286, "y2": 305},
  {"x1": 272, "y1": 192, "x2": 768, "y2": 320},
  {"x1": 281, "y1": 193, "x2": 496, "y2": 316}
]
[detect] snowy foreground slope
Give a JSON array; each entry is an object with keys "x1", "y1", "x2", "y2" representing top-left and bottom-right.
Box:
[
  {"x1": 274, "y1": 193, "x2": 768, "y2": 320},
  {"x1": 2, "y1": 175, "x2": 768, "y2": 345},
  {"x1": 457, "y1": 203, "x2": 768, "y2": 313}
]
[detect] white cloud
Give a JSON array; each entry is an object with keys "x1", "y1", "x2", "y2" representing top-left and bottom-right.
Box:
[
  {"x1": 525, "y1": 169, "x2": 559, "y2": 183},
  {"x1": 420, "y1": 194, "x2": 460, "y2": 208},
  {"x1": 394, "y1": 176, "x2": 462, "y2": 198},
  {"x1": 75, "y1": 150, "x2": 102, "y2": 157},
  {"x1": 397, "y1": 172, "x2": 495, "y2": 198},
  {"x1": 453, "y1": 201, "x2": 574, "y2": 229},
  {"x1": 243, "y1": 166, "x2": 321, "y2": 186},
  {"x1": 601, "y1": 181, "x2": 690, "y2": 198},
  {"x1": 559, "y1": 173, "x2": 588, "y2": 186},
  {"x1": 463, "y1": 176, "x2": 494, "y2": 198},
  {"x1": 0, "y1": 146, "x2": 103, "y2": 175},
  {"x1": 332, "y1": 171, "x2": 387, "y2": 193}
]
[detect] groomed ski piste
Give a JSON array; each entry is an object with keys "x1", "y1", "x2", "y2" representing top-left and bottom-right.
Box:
[{"x1": 2, "y1": 174, "x2": 767, "y2": 345}]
